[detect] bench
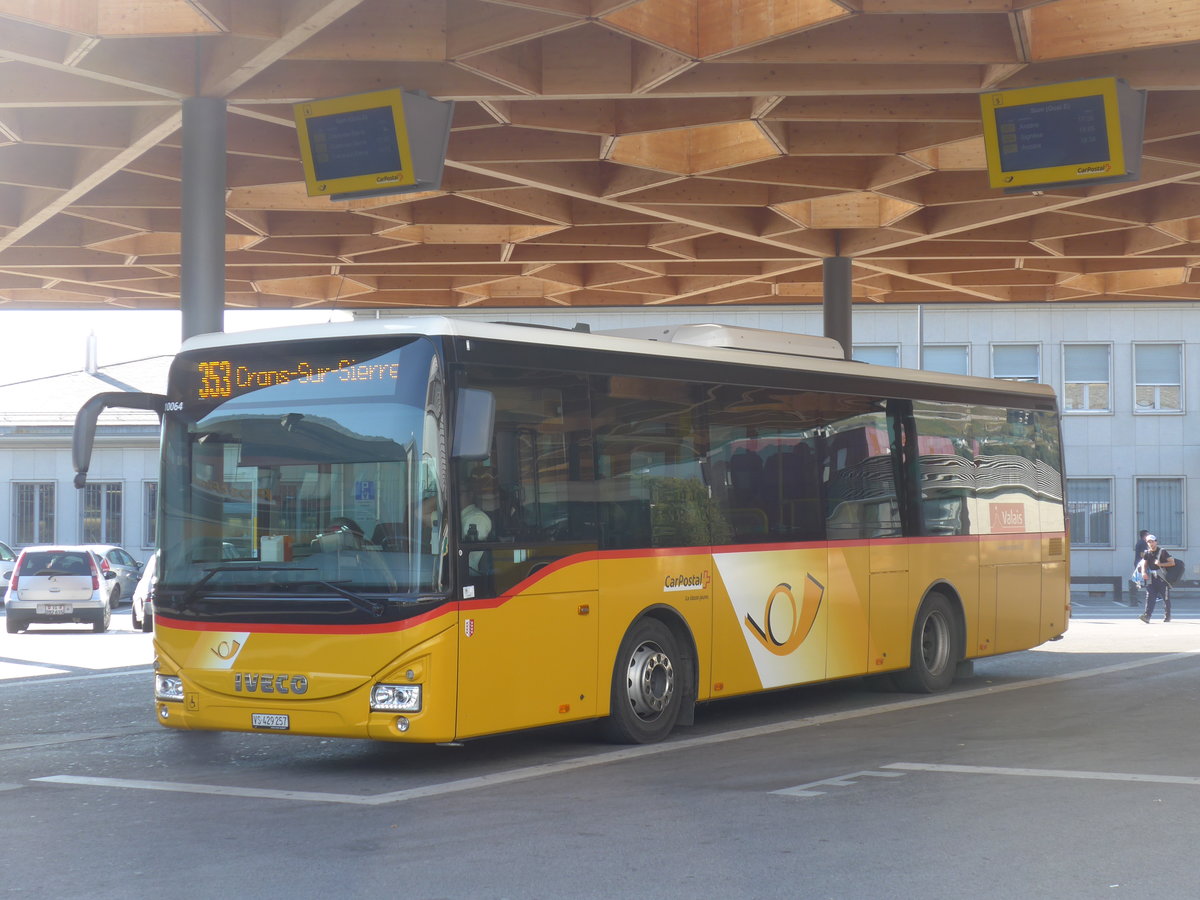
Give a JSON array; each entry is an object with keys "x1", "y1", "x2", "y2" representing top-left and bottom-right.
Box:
[{"x1": 1070, "y1": 575, "x2": 1129, "y2": 604}]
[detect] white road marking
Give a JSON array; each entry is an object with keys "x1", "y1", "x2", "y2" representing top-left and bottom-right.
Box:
[
  {"x1": 0, "y1": 661, "x2": 68, "y2": 679},
  {"x1": 884, "y1": 762, "x2": 1200, "y2": 787},
  {"x1": 30, "y1": 648, "x2": 1200, "y2": 806},
  {"x1": 772, "y1": 770, "x2": 904, "y2": 797}
]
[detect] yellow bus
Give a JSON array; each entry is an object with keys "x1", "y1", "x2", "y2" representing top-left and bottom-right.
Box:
[{"x1": 74, "y1": 318, "x2": 1069, "y2": 744}]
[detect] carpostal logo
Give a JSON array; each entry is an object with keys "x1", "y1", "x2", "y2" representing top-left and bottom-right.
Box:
[
  {"x1": 744, "y1": 575, "x2": 825, "y2": 656},
  {"x1": 1076, "y1": 163, "x2": 1112, "y2": 175},
  {"x1": 663, "y1": 571, "x2": 711, "y2": 593}
]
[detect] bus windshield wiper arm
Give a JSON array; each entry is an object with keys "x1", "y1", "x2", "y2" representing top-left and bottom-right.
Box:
[
  {"x1": 179, "y1": 565, "x2": 315, "y2": 611},
  {"x1": 296, "y1": 580, "x2": 387, "y2": 617}
]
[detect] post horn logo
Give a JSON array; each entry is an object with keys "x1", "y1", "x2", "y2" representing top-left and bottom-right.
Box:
[{"x1": 744, "y1": 575, "x2": 825, "y2": 656}]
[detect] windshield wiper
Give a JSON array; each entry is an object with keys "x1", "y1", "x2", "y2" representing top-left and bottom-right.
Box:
[
  {"x1": 301, "y1": 580, "x2": 387, "y2": 617},
  {"x1": 179, "y1": 565, "x2": 315, "y2": 611},
  {"x1": 176, "y1": 568, "x2": 401, "y2": 618}
]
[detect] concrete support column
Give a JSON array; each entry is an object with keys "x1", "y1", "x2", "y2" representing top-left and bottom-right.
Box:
[
  {"x1": 823, "y1": 256, "x2": 852, "y2": 359},
  {"x1": 180, "y1": 96, "x2": 227, "y2": 340}
]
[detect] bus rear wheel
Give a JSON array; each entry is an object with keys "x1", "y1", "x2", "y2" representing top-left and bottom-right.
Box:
[
  {"x1": 603, "y1": 618, "x2": 682, "y2": 744},
  {"x1": 894, "y1": 593, "x2": 959, "y2": 693}
]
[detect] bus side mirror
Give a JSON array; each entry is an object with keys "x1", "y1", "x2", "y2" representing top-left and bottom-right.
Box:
[
  {"x1": 73, "y1": 391, "x2": 166, "y2": 488},
  {"x1": 451, "y1": 388, "x2": 494, "y2": 460}
]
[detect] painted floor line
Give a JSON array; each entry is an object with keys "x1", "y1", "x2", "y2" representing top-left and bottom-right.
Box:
[
  {"x1": 30, "y1": 647, "x2": 1200, "y2": 807},
  {"x1": 884, "y1": 761, "x2": 1200, "y2": 786}
]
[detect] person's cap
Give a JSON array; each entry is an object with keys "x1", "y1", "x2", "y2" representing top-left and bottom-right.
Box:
[{"x1": 1146, "y1": 534, "x2": 1158, "y2": 542}]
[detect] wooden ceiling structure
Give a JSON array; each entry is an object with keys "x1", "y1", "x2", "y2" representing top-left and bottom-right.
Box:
[{"x1": 3, "y1": 0, "x2": 1200, "y2": 312}]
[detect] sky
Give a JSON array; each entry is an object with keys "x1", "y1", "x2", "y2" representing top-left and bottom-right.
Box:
[{"x1": 0, "y1": 309, "x2": 354, "y2": 386}]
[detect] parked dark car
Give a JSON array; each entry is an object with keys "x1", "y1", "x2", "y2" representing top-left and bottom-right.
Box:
[
  {"x1": 131, "y1": 553, "x2": 157, "y2": 632},
  {"x1": 0, "y1": 540, "x2": 15, "y2": 591}
]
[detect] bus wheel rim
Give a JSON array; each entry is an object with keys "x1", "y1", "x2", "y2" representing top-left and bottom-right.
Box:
[
  {"x1": 921, "y1": 610, "x2": 950, "y2": 674},
  {"x1": 626, "y1": 641, "x2": 674, "y2": 721}
]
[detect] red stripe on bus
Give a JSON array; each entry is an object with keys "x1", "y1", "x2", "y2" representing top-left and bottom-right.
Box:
[{"x1": 155, "y1": 531, "x2": 1065, "y2": 634}]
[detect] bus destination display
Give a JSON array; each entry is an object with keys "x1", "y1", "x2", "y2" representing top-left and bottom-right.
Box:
[{"x1": 187, "y1": 355, "x2": 401, "y2": 402}]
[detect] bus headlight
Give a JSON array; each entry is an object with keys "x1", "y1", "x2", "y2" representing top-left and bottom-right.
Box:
[
  {"x1": 155, "y1": 674, "x2": 184, "y2": 702},
  {"x1": 371, "y1": 683, "x2": 422, "y2": 712}
]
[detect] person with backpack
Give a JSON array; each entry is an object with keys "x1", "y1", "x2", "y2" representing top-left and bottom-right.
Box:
[{"x1": 1137, "y1": 534, "x2": 1176, "y2": 623}]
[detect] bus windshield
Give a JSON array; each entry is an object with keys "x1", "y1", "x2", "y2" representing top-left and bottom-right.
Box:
[{"x1": 158, "y1": 336, "x2": 448, "y2": 603}]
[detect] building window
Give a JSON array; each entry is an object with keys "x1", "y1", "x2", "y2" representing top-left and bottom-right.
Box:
[
  {"x1": 13, "y1": 482, "x2": 55, "y2": 544},
  {"x1": 853, "y1": 345, "x2": 899, "y2": 367},
  {"x1": 81, "y1": 482, "x2": 123, "y2": 544},
  {"x1": 1135, "y1": 477, "x2": 1184, "y2": 548},
  {"x1": 1067, "y1": 478, "x2": 1112, "y2": 547},
  {"x1": 144, "y1": 481, "x2": 158, "y2": 549},
  {"x1": 922, "y1": 344, "x2": 969, "y2": 376},
  {"x1": 991, "y1": 343, "x2": 1040, "y2": 382},
  {"x1": 1063, "y1": 344, "x2": 1111, "y2": 412},
  {"x1": 1133, "y1": 343, "x2": 1182, "y2": 412}
]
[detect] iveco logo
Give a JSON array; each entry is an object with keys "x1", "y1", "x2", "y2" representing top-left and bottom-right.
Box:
[{"x1": 233, "y1": 673, "x2": 309, "y2": 695}]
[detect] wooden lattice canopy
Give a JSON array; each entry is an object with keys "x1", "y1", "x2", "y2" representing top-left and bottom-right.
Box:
[{"x1": 2, "y1": 0, "x2": 1200, "y2": 311}]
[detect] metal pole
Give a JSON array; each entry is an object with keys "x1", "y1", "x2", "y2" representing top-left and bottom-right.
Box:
[
  {"x1": 180, "y1": 96, "x2": 226, "y2": 340},
  {"x1": 916, "y1": 303, "x2": 925, "y2": 370},
  {"x1": 823, "y1": 256, "x2": 852, "y2": 359}
]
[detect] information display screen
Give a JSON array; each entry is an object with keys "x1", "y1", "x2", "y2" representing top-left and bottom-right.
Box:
[
  {"x1": 980, "y1": 77, "x2": 1142, "y2": 191},
  {"x1": 306, "y1": 106, "x2": 403, "y2": 183},
  {"x1": 294, "y1": 89, "x2": 415, "y2": 196},
  {"x1": 993, "y1": 94, "x2": 1109, "y2": 172}
]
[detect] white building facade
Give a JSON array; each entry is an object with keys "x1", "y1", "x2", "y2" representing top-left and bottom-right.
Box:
[{"x1": 0, "y1": 358, "x2": 168, "y2": 565}]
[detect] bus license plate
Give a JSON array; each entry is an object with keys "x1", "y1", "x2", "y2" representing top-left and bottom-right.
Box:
[
  {"x1": 251, "y1": 713, "x2": 290, "y2": 730},
  {"x1": 39, "y1": 604, "x2": 71, "y2": 615}
]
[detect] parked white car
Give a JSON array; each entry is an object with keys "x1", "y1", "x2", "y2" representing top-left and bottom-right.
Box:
[
  {"x1": 4, "y1": 546, "x2": 118, "y2": 633},
  {"x1": 131, "y1": 553, "x2": 157, "y2": 632}
]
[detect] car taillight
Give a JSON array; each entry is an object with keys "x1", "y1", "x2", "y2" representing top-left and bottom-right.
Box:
[
  {"x1": 89, "y1": 558, "x2": 100, "y2": 591},
  {"x1": 99, "y1": 558, "x2": 111, "y2": 572},
  {"x1": 10, "y1": 554, "x2": 24, "y2": 590}
]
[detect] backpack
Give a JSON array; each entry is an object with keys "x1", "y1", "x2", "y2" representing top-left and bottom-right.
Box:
[{"x1": 1164, "y1": 555, "x2": 1186, "y2": 585}]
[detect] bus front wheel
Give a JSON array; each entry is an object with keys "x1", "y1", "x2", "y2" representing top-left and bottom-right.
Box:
[
  {"x1": 894, "y1": 593, "x2": 959, "y2": 693},
  {"x1": 602, "y1": 618, "x2": 683, "y2": 744}
]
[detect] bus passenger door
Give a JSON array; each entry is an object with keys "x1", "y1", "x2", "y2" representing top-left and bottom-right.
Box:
[
  {"x1": 450, "y1": 364, "x2": 598, "y2": 738},
  {"x1": 456, "y1": 546, "x2": 598, "y2": 738}
]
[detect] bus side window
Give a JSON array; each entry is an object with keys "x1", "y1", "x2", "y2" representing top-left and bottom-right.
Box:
[
  {"x1": 706, "y1": 385, "x2": 827, "y2": 544},
  {"x1": 593, "y1": 376, "x2": 708, "y2": 549}
]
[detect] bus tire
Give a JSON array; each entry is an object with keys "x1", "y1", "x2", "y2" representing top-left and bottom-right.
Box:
[
  {"x1": 602, "y1": 618, "x2": 683, "y2": 744},
  {"x1": 894, "y1": 593, "x2": 959, "y2": 693}
]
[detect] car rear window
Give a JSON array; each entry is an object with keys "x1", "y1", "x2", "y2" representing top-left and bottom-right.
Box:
[{"x1": 20, "y1": 551, "x2": 93, "y2": 576}]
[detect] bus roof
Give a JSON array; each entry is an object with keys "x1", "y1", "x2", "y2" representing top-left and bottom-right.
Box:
[{"x1": 180, "y1": 315, "x2": 1057, "y2": 404}]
